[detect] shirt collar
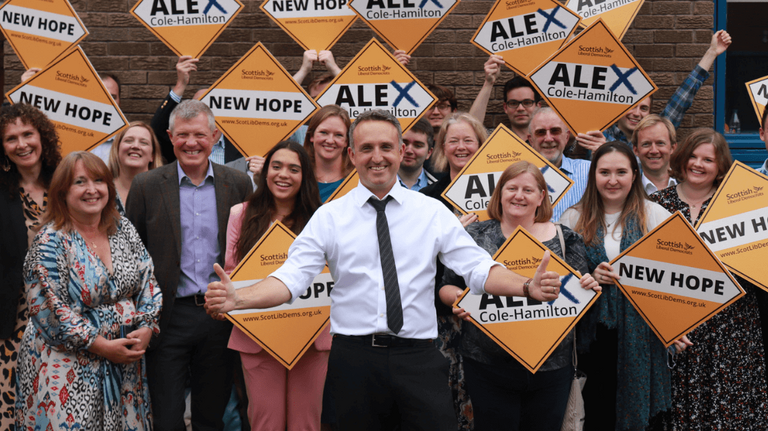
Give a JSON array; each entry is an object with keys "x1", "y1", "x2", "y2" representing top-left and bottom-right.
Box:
[
  {"x1": 177, "y1": 160, "x2": 215, "y2": 185},
  {"x1": 396, "y1": 168, "x2": 427, "y2": 189},
  {"x1": 352, "y1": 179, "x2": 406, "y2": 207},
  {"x1": 559, "y1": 155, "x2": 576, "y2": 175},
  {"x1": 641, "y1": 172, "x2": 676, "y2": 194}
]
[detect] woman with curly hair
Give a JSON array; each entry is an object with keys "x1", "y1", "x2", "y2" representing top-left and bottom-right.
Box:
[{"x1": 0, "y1": 103, "x2": 61, "y2": 429}]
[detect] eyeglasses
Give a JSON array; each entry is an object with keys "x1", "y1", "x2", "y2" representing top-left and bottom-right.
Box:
[
  {"x1": 505, "y1": 99, "x2": 536, "y2": 109},
  {"x1": 432, "y1": 102, "x2": 452, "y2": 112},
  {"x1": 533, "y1": 127, "x2": 563, "y2": 138}
]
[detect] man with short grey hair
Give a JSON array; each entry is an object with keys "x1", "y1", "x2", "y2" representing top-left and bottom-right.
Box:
[{"x1": 126, "y1": 99, "x2": 252, "y2": 430}]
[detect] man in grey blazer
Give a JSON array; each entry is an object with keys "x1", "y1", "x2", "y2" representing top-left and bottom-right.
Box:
[{"x1": 126, "y1": 100, "x2": 251, "y2": 431}]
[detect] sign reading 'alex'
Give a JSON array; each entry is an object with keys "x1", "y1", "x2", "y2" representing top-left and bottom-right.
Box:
[
  {"x1": 611, "y1": 212, "x2": 744, "y2": 347},
  {"x1": 259, "y1": 0, "x2": 357, "y2": 51},
  {"x1": 745, "y1": 75, "x2": 768, "y2": 126},
  {"x1": 563, "y1": 0, "x2": 643, "y2": 40},
  {"x1": 529, "y1": 19, "x2": 656, "y2": 134},
  {"x1": 199, "y1": 42, "x2": 319, "y2": 157},
  {"x1": 6, "y1": 47, "x2": 127, "y2": 156},
  {"x1": 227, "y1": 222, "x2": 333, "y2": 370},
  {"x1": 347, "y1": 0, "x2": 460, "y2": 54},
  {"x1": 0, "y1": 0, "x2": 88, "y2": 69},
  {"x1": 472, "y1": 0, "x2": 581, "y2": 77},
  {"x1": 131, "y1": 0, "x2": 243, "y2": 58},
  {"x1": 696, "y1": 162, "x2": 768, "y2": 294},
  {"x1": 455, "y1": 227, "x2": 599, "y2": 373},
  {"x1": 315, "y1": 38, "x2": 436, "y2": 131},
  {"x1": 441, "y1": 124, "x2": 572, "y2": 221}
]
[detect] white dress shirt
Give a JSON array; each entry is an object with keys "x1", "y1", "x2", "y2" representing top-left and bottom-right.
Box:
[
  {"x1": 641, "y1": 173, "x2": 677, "y2": 195},
  {"x1": 270, "y1": 182, "x2": 500, "y2": 339}
]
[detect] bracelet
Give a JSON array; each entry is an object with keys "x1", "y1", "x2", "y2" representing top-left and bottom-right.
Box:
[{"x1": 523, "y1": 278, "x2": 533, "y2": 298}]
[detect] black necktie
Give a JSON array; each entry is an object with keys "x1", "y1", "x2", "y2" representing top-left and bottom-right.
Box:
[{"x1": 368, "y1": 196, "x2": 403, "y2": 334}]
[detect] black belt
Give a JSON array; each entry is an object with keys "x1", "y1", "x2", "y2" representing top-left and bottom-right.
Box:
[
  {"x1": 176, "y1": 294, "x2": 206, "y2": 306},
  {"x1": 335, "y1": 334, "x2": 433, "y2": 348}
]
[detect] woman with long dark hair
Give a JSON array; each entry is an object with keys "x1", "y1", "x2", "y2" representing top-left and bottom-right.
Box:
[
  {"x1": 560, "y1": 142, "x2": 688, "y2": 430},
  {"x1": 224, "y1": 140, "x2": 324, "y2": 430}
]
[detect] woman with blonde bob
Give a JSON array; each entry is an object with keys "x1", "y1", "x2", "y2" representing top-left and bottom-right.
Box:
[
  {"x1": 107, "y1": 121, "x2": 163, "y2": 212},
  {"x1": 442, "y1": 161, "x2": 598, "y2": 431},
  {"x1": 650, "y1": 128, "x2": 767, "y2": 430},
  {"x1": 419, "y1": 112, "x2": 490, "y2": 429}
]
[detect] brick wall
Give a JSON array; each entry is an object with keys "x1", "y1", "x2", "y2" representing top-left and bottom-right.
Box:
[{"x1": 2, "y1": 0, "x2": 716, "y2": 140}]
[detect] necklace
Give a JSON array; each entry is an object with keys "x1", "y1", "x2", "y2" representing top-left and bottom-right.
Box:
[{"x1": 678, "y1": 184, "x2": 714, "y2": 210}]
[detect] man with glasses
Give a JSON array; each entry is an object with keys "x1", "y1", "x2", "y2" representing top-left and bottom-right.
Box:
[
  {"x1": 425, "y1": 84, "x2": 458, "y2": 134},
  {"x1": 470, "y1": 58, "x2": 540, "y2": 140},
  {"x1": 529, "y1": 107, "x2": 591, "y2": 221}
]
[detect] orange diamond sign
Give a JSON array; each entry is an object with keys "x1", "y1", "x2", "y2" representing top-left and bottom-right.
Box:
[
  {"x1": 131, "y1": 0, "x2": 243, "y2": 58},
  {"x1": 528, "y1": 19, "x2": 656, "y2": 135},
  {"x1": 347, "y1": 0, "x2": 460, "y2": 54},
  {"x1": 315, "y1": 38, "x2": 436, "y2": 131},
  {"x1": 746, "y1": 75, "x2": 768, "y2": 126},
  {"x1": 259, "y1": 0, "x2": 357, "y2": 51},
  {"x1": 228, "y1": 222, "x2": 332, "y2": 369},
  {"x1": 5, "y1": 47, "x2": 128, "y2": 156},
  {"x1": 198, "y1": 42, "x2": 319, "y2": 157},
  {"x1": 471, "y1": 0, "x2": 581, "y2": 77},
  {"x1": 325, "y1": 170, "x2": 359, "y2": 203},
  {"x1": 696, "y1": 162, "x2": 768, "y2": 293},
  {"x1": 441, "y1": 124, "x2": 573, "y2": 221},
  {"x1": 563, "y1": 0, "x2": 643, "y2": 40},
  {"x1": 611, "y1": 212, "x2": 744, "y2": 347},
  {"x1": 0, "y1": 0, "x2": 88, "y2": 69},
  {"x1": 455, "y1": 227, "x2": 599, "y2": 373}
]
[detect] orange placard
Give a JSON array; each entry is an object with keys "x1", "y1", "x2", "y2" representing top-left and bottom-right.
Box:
[
  {"x1": 324, "y1": 170, "x2": 359, "y2": 203},
  {"x1": 696, "y1": 162, "x2": 768, "y2": 293},
  {"x1": 563, "y1": 0, "x2": 643, "y2": 40},
  {"x1": 5, "y1": 47, "x2": 127, "y2": 156},
  {"x1": 315, "y1": 38, "x2": 436, "y2": 131},
  {"x1": 347, "y1": 0, "x2": 460, "y2": 54},
  {"x1": 130, "y1": 0, "x2": 243, "y2": 58},
  {"x1": 746, "y1": 75, "x2": 768, "y2": 126},
  {"x1": 0, "y1": 0, "x2": 88, "y2": 69},
  {"x1": 611, "y1": 212, "x2": 744, "y2": 347},
  {"x1": 471, "y1": 0, "x2": 581, "y2": 77},
  {"x1": 259, "y1": 0, "x2": 357, "y2": 51},
  {"x1": 528, "y1": 19, "x2": 656, "y2": 135},
  {"x1": 455, "y1": 227, "x2": 599, "y2": 373},
  {"x1": 198, "y1": 43, "x2": 319, "y2": 157},
  {"x1": 227, "y1": 222, "x2": 332, "y2": 370},
  {"x1": 441, "y1": 124, "x2": 572, "y2": 221}
]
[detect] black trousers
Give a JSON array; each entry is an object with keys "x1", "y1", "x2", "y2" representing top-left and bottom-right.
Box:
[
  {"x1": 146, "y1": 298, "x2": 235, "y2": 431},
  {"x1": 326, "y1": 335, "x2": 456, "y2": 431}
]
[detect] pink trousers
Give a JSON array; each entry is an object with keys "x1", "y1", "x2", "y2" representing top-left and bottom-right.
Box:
[{"x1": 240, "y1": 347, "x2": 330, "y2": 431}]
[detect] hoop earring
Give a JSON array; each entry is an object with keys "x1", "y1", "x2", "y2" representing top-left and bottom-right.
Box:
[{"x1": 1, "y1": 156, "x2": 10, "y2": 172}]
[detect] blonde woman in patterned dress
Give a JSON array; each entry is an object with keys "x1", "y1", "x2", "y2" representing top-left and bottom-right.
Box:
[
  {"x1": 16, "y1": 152, "x2": 162, "y2": 430},
  {"x1": 0, "y1": 104, "x2": 61, "y2": 430}
]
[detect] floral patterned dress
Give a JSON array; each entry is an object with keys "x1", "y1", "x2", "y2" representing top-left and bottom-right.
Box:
[
  {"x1": 650, "y1": 186, "x2": 768, "y2": 430},
  {"x1": 15, "y1": 217, "x2": 162, "y2": 430},
  {"x1": 0, "y1": 190, "x2": 45, "y2": 431}
]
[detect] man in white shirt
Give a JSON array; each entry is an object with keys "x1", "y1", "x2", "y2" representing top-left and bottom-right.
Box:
[
  {"x1": 631, "y1": 115, "x2": 678, "y2": 195},
  {"x1": 205, "y1": 109, "x2": 565, "y2": 430}
]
